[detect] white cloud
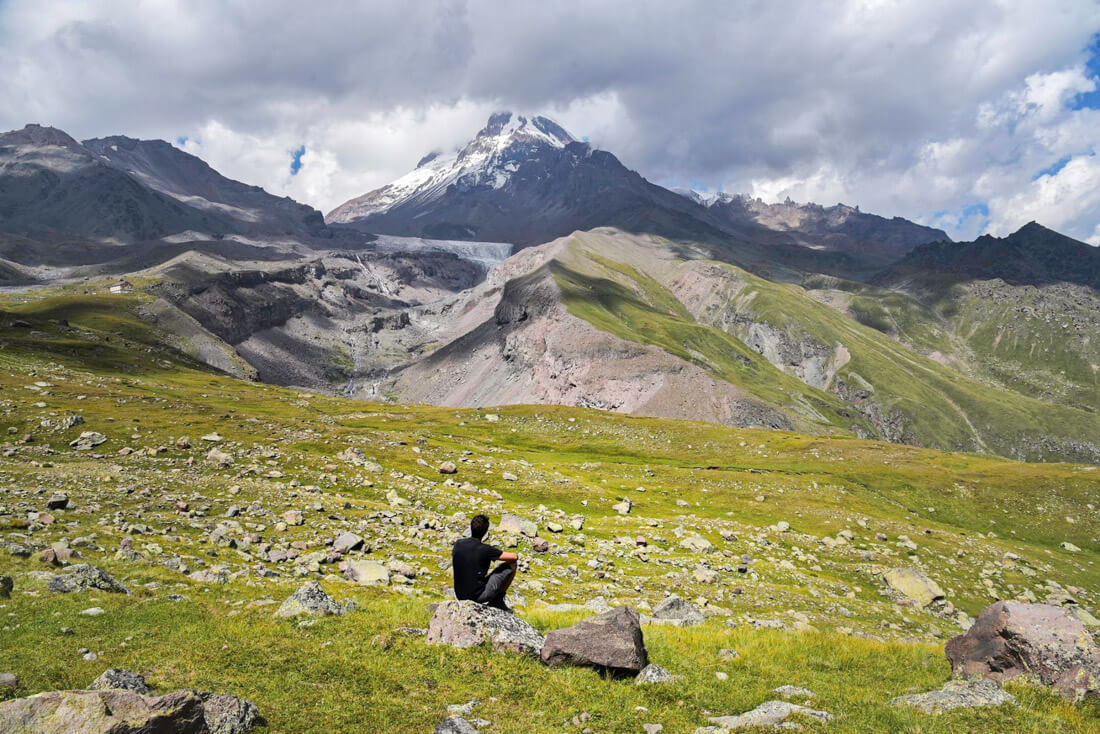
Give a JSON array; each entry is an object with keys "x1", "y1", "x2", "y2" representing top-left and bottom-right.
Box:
[
  {"x1": 987, "y1": 155, "x2": 1100, "y2": 241},
  {"x1": 0, "y1": 0, "x2": 1098, "y2": 241}
]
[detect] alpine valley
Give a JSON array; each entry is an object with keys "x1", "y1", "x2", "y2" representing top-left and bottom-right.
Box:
[
  {"x1": 1, "y1": 111, "x2": 1099, "y2": 734},
  {"x1": 2, "y1": 113, "x2": 1094, "y2": 462}
]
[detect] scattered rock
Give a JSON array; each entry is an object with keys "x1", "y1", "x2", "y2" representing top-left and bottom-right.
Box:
[
  {"x1": 679, "y1": 535, "x2": 713, "y2": 552},
  {"x1": 90, "y1": 668, "x2": 151, "y2": 695},
  {"x1": 435, "y1": 715, "x2": 480, "y2": 734},
  {"x1": 540, "y1": 606, "x2": 648, "y2": 674},
  {"x1": 501, "y1": 472, "x2": 518, "y2": 482},
  {"x1": 651, "y1": 595, "x2": 704, "y2": 626},
  {"x1": 200, "y1": 691, "x2": 261, "y2": 734},
  {"x1": 333, "y1": 531, "x2": 364, "y2": 554},
  {"x1": 201, "y1": 432, "x2": 223, "y2": 442},
  {"x1": 282, "y1": 510, "x2": 304, "y2": 526},
  {"x1": 47, "y1": 564, "x2": 130, "y2": 594},
  {"x1": 890, "y1": 679, "x2": 1016, "y2": 713},
  {"x1": 612, "y1": 498, "x2": 632, "y2": 515},
  {"x1": 45, "y1": 492, "x2": 70, "y2": 510},
  {"x1": 1060, "y1": 542, "x2": 1081, "y2": 552},
  {"x1": 275, "y1": 581, "x2": 346, "y2": 618},
  {"x1": 205, "y1": 447, "x2": 235, "y2": 466},
  {"x1": 343, "y1": 560, "x2": 390, "y2": 586},
  {"x1": 439, "y1": 461, "x2": 458, "y2": 475},
  {"x1": 498, "y1": 513, "x2": 537, "y2": 538},
  {"x1": 0, "y1": 576, "x2": 11, "y2": 599},
  {"x1": 636, "y1": 664, "x2": 680, "y2": 684},
  {"x1": 945, "y1": 601, "x2": 1100, "y2": 701},
  {"x1": 336, "y1": 446, "x2": 367, "y2": 465},
  {"x1": 772, "y1": 685, "x2": 814, "y2": 700},
  {"x1": 0, "y1": 673, "x2": 16, "y2": 694},
  {"x1": 702, "y1": 700, "x2": 833, "y2": 731},
  {"x1": 69, "y1": 431, "x2": 107, "y2": 450},
  {"x1": 426, "y1": 600, "x2": 545, "y2": 657},
  {"x1": 882, "y1": 568, "x2": 945, "y2": 607},
  {"x1": 0, "y1": 689, "x2": 206, "y2": 733},
  {"x1": 189, "y1": 569, "x2": 229, "y2": 584}
]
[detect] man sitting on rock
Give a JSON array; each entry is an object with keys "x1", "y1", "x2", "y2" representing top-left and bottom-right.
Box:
[{"x1": 452, "y1": 514, "x2": 518, "y2": 612}]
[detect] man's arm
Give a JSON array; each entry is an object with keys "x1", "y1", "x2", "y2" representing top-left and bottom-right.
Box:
[{"x1": 498, "y1": 552, "x2": 518, "y2": 563}]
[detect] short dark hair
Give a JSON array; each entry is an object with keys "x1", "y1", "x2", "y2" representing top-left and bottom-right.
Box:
[{"x1": 471, "y1": 514, "x2": 490, "y2": 539}]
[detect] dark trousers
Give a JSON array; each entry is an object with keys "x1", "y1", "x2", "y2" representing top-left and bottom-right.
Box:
[{"x1": 476, "y1": 563, "x2": 515, "y2": 608}]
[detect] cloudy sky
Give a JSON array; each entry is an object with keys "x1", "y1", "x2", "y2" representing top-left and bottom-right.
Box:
[{"x1": 1, "y1": 0, "x2": 1098, "y2": 243}]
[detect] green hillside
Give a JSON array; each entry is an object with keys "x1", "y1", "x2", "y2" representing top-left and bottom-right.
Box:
[
  {"x1": 0, "y1": 290, "x2": 1097, "y2": 732},
  {"x1": 547, "y1": 232, "x2": 1098, "y2": 462}
]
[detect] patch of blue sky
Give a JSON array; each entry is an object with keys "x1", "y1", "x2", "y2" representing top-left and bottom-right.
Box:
[
  {"x1": 290, "y1": 145, "x2": 305, "y2": 175},
  {"x1": 1070, "y1": 32, "x2": 1100, "y2": 110},
  {"x1": 1033, "y1": 156, "x2": 1071, "y2": 180}
]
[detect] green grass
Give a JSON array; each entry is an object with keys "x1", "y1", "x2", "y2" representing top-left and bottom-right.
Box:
[{"x1": 0, "y1": 290, "x2": 1098, "y2": 733}]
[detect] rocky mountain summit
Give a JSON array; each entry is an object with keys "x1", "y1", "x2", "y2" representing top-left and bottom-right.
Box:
[{"x1": 0, "y1": 124, "x2": 329, "y2": 246}]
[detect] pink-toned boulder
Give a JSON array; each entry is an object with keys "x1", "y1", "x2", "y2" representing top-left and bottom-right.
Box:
[{"x1": 945, "y1": 601, "x2": 1100, "y2": 702}]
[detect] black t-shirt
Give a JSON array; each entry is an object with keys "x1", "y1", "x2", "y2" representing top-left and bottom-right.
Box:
[{"x1": 452, "y1": 536, "x2": 503, "y2": 600}]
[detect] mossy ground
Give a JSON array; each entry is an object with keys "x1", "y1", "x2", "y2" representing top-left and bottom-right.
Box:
[{"x1": 0, "y1": 292, "x2": 1097, "y2": 732}]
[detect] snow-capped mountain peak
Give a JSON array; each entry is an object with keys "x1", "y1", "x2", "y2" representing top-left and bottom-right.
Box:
[{"x1": 328, "y1": 112, "x2": 579, "y2": 223}]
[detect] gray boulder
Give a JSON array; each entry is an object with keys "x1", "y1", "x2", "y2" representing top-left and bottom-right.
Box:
[
  {"x1": 69, "y1": 431, "x2": 107, "y2": 450},
  {"x1": 435, "y1": 716, "x2": 480, "y2": 733},
  {"x1": 540, "y1": 606, "x2": 648, "y2": 674},
  {"x1": 651, "y1": 595, "x2": 704, "y2": 626},
  {"x1": 275, "y1": 581, "x2": 345, "y2": 618},
  {"x1": 0, "y1": 576, "x2": 11, "y2": 598},
  {"x1": 200, "y1": 692, "x2": 261, "y2": 734},
  {"x1": 426, "y1": 600, "x2": 544, "y2": 657},
  {"x1": 0, "y1": 689, "x2": 206, "y2": 733},
  {"x1": 47, "y1": 564, "x2": 130, "y2": 594},
  {"x1": 636, "y1": 663, "x2": 680, "y2": 684},
  {"x1": 90, "y1": 668, "x2": 151, "y2": 695},
  {"x1": 498, "y1": 513, "x2": 537, "y2": 538},
  {"x1": 333, "y1": 532, "x2": 364, "y2": 554},
  {"x1": 890, "y1": 679, "x2": 1016, "y2": 713},
  {"x1": 945, "y1": 601, "x2": 1100, "y2": 701},
  {"x1": 343, "y1": 560, "x2": 390, "y2": 586}
]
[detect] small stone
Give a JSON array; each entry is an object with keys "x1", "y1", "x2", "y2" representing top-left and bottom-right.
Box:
[
  {"x1": 636, "y1": 664, "x2": 680, "y2": 685},
  {"x1": 435, "y1": 716, "x2": 480, "y2": 734},
  {"x1": 0, "y1": 576, "x2": 12, "y2": 598},
  {"x1": 69, "y1": 431, "x2": 107, "y2": 450},
  {"x1": 0, "y1": 673, "x2": 17, "y2": 694},
  {"x1": 81, "y1": 607, "x2": 106, "y2": 616},
  {"x1": 45, "y1": 493, "x2": 70, "y2": 510},
  {"x1": 707, "y1": 700, "x2": 832, "y2": 730},
  {"x1": 47, "y1": 565, "x2": 130, "y2": 595},
  {"x1": 332, "y1": 532, "x2": 364, "y2": 554},
  {"x1": 679, "y1": 535, "x2": 713, "y2": 552},
  {"x1": 343, "y1": 560, "x2": 390, "y2": 586},
  {"x1": 651, "y1": 595, "x2": 704, "y2": 626},
  {"x1": 439, "y1": 461, "x2": 458, "y2": 475},
  {"x1": 890, "y1": 679, "x2": 1016, "y2": 713},
  {"x1": 90, "y1": 668, "x2": 150, "y2": 695},
  {"x1": 276, "y1": 581, "x2": 346, "y2": 618},
  {"x1": 773, "y1": 685, "x2": 814, "y2": 700},
  {"x1": 882, "y1": 568, "x2": 945, "y2": 607}
]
